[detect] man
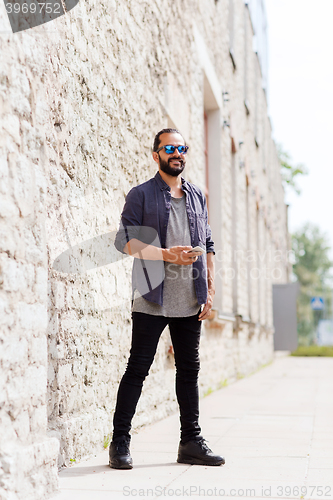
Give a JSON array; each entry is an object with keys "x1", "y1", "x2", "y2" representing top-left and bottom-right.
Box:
[{"x1": 110, "y1": 128, "x2": 225, "y2": 469}]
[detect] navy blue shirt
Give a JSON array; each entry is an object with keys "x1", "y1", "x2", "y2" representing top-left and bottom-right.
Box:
[{"x1": 114, "y1": 171, "x2": 215, "y2": 306}]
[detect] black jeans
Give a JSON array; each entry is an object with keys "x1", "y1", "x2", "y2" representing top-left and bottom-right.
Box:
[{"x1": 112, "y1": 311, "x2": 202, "y2": 443}]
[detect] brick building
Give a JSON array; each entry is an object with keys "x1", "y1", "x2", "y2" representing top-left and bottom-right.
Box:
[{"x1": 0, "y1": 0, "x2": 290, "y2": 497}]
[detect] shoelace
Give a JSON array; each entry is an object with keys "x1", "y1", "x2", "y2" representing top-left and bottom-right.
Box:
[
  {"x1": 116, "y1": 439, "x2": 130, "y2": 455},
  {"x1": 197, "y1": 439, "x2": 212, "y2": 453}
]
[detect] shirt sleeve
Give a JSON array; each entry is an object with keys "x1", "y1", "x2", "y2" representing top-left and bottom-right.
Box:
[
  {"x1": 114, "y1": 187, "x2": 143, "y2": 254},
  {"x1": 203, "y1": 196, "x2": 215, "y2": 255},
  {"x1": 206, "y1": 223, "x2": 215, "y2": 254}
]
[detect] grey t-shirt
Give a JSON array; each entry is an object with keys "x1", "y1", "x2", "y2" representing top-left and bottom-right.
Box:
[{"x1": 132, "y1": 193, "x2": 200, "y2": 317}]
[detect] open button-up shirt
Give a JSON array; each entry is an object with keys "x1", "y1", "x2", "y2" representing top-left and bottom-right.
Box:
[{"x1": 114, "y1": 171, "x2": 215, "y2": 306}]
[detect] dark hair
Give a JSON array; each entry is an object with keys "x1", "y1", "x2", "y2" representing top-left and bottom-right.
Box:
[{"x1": 153, "y1": 128, "x2": 185, "y2": 152}]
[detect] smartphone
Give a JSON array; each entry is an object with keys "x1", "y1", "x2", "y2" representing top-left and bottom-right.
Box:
[{"x1": 186, "y1": 246, "x2": 206, "y2": 256}]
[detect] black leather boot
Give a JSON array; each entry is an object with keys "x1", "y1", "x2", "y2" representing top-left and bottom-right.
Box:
[
  {"x1": 109, "y1": 435, "x2": 133, "y2": 469},
  {"x1": 177, "y1": 437, "x2": 225, "y2": 466}
]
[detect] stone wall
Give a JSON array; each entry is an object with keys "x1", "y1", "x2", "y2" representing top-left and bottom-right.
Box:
[{"x1": 0, "y1": 0, "x2": 289, "y2": 498}]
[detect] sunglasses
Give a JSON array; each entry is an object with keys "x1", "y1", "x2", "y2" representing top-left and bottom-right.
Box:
[{"x1": 156, "y1": 145, "x2": 189, "y2": 155}]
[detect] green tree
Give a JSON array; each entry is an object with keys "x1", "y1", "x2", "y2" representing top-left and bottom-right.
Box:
[
  {"x1": 292, "y1": 223, "x2": 333, "y2": 345},
  {"x1": 277, "y1": 144, "x2": 308, "y2": 195}
]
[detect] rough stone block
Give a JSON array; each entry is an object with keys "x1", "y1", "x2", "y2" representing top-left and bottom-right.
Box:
[
  {"x1": 0, "y1": 257, "x2": 26, "y2": 292},
  {"x1": 17, "y1": 302, "x2": 48, "y2": 332}
]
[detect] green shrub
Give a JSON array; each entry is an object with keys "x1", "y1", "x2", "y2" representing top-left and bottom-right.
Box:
[{"x1": 291, "y1": 345, "x2": 333, "y2": 357}]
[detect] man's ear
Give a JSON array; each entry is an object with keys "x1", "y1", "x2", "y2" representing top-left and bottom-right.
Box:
[{"x1": 152, "y1": 152, "x2": 159, "y2": 164}]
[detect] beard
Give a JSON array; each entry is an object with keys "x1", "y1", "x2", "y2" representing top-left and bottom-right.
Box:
[{"x1": 158, "y1": 154, "x2": 186, "y2": 177}]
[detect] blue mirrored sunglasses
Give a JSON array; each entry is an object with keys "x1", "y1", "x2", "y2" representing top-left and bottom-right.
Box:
[{"x1": 156, "y1": 145, "x2": 189, "y2": 155}]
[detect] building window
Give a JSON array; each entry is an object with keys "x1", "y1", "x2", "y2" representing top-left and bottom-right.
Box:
[
  {"x1": 229, "y1": 0, "x2": 236, "y2": 69},
  {"x1": 244, "y1": 3, "x2": 250, "y2": 115},
  {"x1": 231, "y1": 148, "x2": 237, "y2": 314},
  {"x1": 246, "y1": 177, "x2": 252, "y2": 320},
  {"x1": 204, "y1": 110, "x2": 209, "y2": 212}
]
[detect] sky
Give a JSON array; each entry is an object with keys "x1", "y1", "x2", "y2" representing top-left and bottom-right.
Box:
[{"x1": 265, "y1": 0, "x2": 333, "y2": 254}]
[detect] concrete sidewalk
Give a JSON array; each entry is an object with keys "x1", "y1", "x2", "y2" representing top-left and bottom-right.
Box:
[{"x1": 54, "y1": 355, "x2": 333, "y2": 500}]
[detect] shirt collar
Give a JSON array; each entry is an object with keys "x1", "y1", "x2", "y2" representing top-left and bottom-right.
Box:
[{"x1": 154, "y1": 171, "x2": 189, "y2": 192}]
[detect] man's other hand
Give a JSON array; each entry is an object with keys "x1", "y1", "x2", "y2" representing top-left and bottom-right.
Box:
[{"x1": 198, "y1": 291, "x2": 214, "y2": 321}]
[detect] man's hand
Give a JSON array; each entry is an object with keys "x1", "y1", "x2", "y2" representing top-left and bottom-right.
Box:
[
  {"x1": 199, "y1": 252, "x2": 215, "y2": 321},
  {"x1": 163, "y1": 246, "x2": 201, "y2": 265},
  {"x1": 198, "y1": 290, "x2": 215, "y2": 321},
  {"x1": 124, "y1": 240, "x2": 202, "y2": 264}
]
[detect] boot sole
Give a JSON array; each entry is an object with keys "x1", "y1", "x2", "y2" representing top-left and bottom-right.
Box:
[
  {"x1": 109, "y1": 460, "x2": 133, "y2": 469},
  {"x1": 177, "y1": 457, "x2": 225, "y2": 466}
]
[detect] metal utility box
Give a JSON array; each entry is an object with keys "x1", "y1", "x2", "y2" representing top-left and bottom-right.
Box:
[{"x1": 273, "y1": 282, "x2": 299, "y2": 351}]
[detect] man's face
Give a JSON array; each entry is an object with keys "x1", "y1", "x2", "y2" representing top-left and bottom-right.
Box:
[{"x1": 153, "y1": 132, "x2": 186, "y2": 177}]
